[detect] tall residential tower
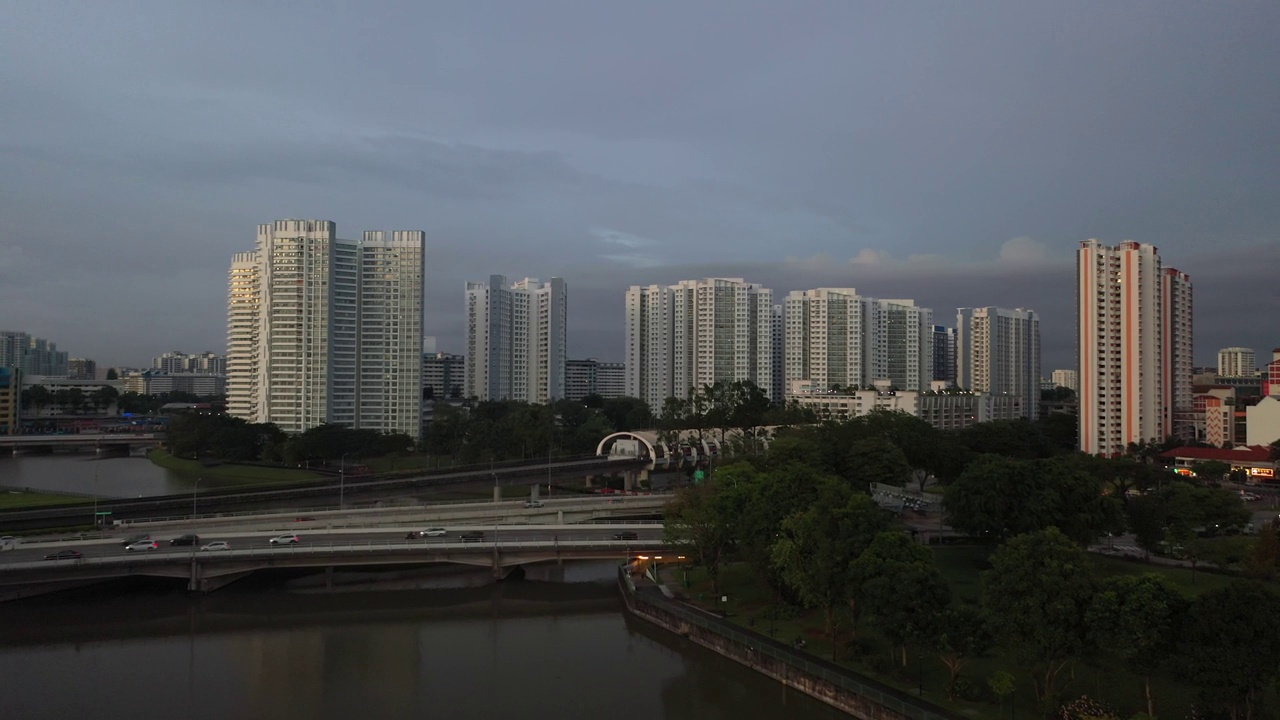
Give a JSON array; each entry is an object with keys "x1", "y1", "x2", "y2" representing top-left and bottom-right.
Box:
[
  {"x1": 464, "y1": 275, "x2": 567, "y2": 403},
  {"x1": 226, "y1": 220, "x2": 425, "y2": 438},
  {"x1": 625, "y1": 278, "x2": 773, "y2": 410},
  {"x1": 956, "y1": 307, "x2": 1041, "y2": 420},
  {"x1": 1076, "y1": 240, "x2": 1192, "y2": 456}
]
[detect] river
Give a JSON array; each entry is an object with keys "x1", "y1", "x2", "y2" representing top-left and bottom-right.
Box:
[
  {"x1": 0, "y1": 452, "x2": 200, "y2": 497},
  {"x1": 0, "y1": 564, "x2": 847, "y2": 720}
]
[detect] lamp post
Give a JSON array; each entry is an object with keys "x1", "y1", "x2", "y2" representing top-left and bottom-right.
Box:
[
  {"x1": 192, "y1": 478, "x2": 202, "y2": 528},
  {"x1": 339, "y1": 453, "x2": 349, "y2": 511}
]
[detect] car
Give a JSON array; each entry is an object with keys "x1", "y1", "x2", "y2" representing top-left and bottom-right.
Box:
[
  {"x1": 269, "y1": 534, "x2": 300, "y2": 545},
  {"x1": 201, "y1": 541, "x2": 230, "y2": 552},
  {"x1": 524, "y1": 500, "x2": 545, "y2": 509},
  {"x1": 460, "y1": 531, "x2": 485, "y2": 543},
  {"x1": 612, "y1": 531, "x2": 639, "y2": 541},
  {"x1": 405, "y1": 527, "x2": 448, "y2": 539},
  {"x1": 121, "y1": 533, "x2": 151, "y2": 547},
  {"x1": 44, "y1": 549, "x2": 83, "y2": 561},
  {"x1": 169, "y1": 534, "x2": 200, "y2": 547},
  {"x1": 125, "y1": 540, "x2": 159, "y2": 551}
]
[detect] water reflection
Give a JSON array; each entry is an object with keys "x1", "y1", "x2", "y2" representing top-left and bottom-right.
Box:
[
  {"x1": 0, "y1": 453, "x2": 193, "y2": 497},
  {"x1": 0, "y1": 579, "x2": 848, "y2": 720}
]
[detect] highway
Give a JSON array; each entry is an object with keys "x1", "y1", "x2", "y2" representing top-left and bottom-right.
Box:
[{"x1": 0, "y1": 523, "x2": 667, "y2": 568}]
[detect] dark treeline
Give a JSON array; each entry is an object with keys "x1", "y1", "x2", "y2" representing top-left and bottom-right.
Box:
[{"x1": 666, "y1": 410, "x2": 1279, "y2": 717}]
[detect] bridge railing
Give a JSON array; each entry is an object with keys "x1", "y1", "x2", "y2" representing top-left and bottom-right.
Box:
[{"x1": 2, "y1": 538, "x2": 672, "y2": 572}]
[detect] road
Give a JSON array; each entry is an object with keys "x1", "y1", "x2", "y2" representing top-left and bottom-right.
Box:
[{"x1": 1, "y1": 523, "x2": 665, "y2": 566}]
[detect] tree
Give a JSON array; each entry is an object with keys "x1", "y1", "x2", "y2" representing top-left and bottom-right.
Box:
[
  {"x1": 1247, "y1": 521, "x2": 1280, "y2": 580},
  {"x1": 982, "y1": 528, "x2": 1096, "y2": 707},
  {"x1": 1190, "y1": 460, "x2": 1231, "y2": 485},
  {"x1": 90, "y1": 385, "x2": 118, "y2": 415},
  {"x1": 1086, "y1": 574, "x2": 1188, "y2": 718},
  {"x1": 664, "y1": 482, "x2": 734, "y2": 595},
  {"x1": 850, "y1": 531, "x2": 951, "y2": 667},
  {"x1": 931, "y1": 604, "x2": 995, "y2": 700},
  {"x1": 772, "y1": 483, "x2": 888, "y2": 651},
  {"x1": 846, "y1": 435, "x2": 912, "y2": 490},
  {"x1": 1125, "y1": 494, "x2": 1167, "y2": 561},
  {"x1": 105, "y1": 367, "x2": 119, "y2": 380},
  {"x1": 944, "y1": 455, "x2": 1120, "y2": 545},
  {"x1": 21, "y1": 384, "x2": 51, "y2": 415},
  {"x1": 1176, "y1": 581, "x2": 1280, "y2": 719}
]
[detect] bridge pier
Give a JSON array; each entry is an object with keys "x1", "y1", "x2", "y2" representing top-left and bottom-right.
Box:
[{"x1": 493, "y1": 485, "x2": 502, "y2": 502}]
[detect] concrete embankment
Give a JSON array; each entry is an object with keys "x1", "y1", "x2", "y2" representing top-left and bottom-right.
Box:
[{"x1": 616, "y1": 568, "x2": 959, "y2": 720}]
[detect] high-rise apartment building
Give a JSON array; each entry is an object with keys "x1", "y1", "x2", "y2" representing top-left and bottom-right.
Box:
[
  {"x1": 1218, "y1": 347, "x2": 1256, "y2": 378},
  {"x1": 564, "y1": 359, "x2": 627, "y2": 401},
  {"x1": 771, "y1": 305, "x2": 785, "y2": 404},
  {"x1": 0, "y1": 367, "x2": 19, "y2": 435},
  {"x1": 1051, "y1": 369, "x2": 1079, "y2": 392},
  {"x1": 422, "y1": 352, "x2": 465, "y2": 401},
  {"x1": 67, "y1": 358, "x2": 97, "y2": 381},
  {"x1": 226, "y1": 220, "x2": 425, "y2": 438},
  {"x1": 782, "y1": 289, "x2": 933, "y2": 395},
  {"x1": 1266, "y1": 349, "x2": 1280, "y2": 398},
  {"x1": 932, "y1": 326, "x2": 958, "y2": 386},
  {"x1": 1077, "y1": 240, "x2": 1193, "y2": 456},
  {"x1": 464, "y1": 275, "x2": 567, "y2": 403},
  {"x1": 153, "y1": 351, "x2": 227, "y2": 375},
  {"x1": 625, "y1": 278, "x2": 773, "y2": 410},
  {"x1": 956, "y1": 307, "x2": 1041, "y2": 420},
  {"x1": 596, "y1": 362, "x2": 626, "y2": 399},
  {"x1": 0, "y1": 332, "x2": 69, "y2": 376}
]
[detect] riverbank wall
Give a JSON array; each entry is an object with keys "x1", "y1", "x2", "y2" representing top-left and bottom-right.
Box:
[{"x1": 616, "y1": 567, "x2": 958, "y2": 720}]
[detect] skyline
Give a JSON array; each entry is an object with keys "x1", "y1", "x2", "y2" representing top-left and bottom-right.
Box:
[{"x1": 2, "y1": 2, "x2": 1277, "y2": 369}]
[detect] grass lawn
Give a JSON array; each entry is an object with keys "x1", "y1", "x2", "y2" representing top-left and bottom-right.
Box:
[
  {"x1": 670, "y1": 544, "x2": 1250, "y2": 718},
  {"x1": 147, "y1": 450, "x2": 321, "y2": 485},
  {"x1": 0, "y1": 490, "x2": 89, "y2": 510}
]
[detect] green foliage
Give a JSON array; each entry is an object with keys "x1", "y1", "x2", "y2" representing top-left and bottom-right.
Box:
[
  {"x1": 983, "y1": 528, "x2": 1097, "y2": 706},
  {"x1": 955, "y1": 418, "x2": 1054, "y2": 460},
  {"x1": 846, "y1": 435, "x2": 912, "y2": 489},
  {"x1": 1175, "y1": 580, "x2": 1280, "y2": 717},
  {"x1": 664, "y1": 481, "x2": 736, "y2": 594},
  {"x1": 1086, "y1": 575, "x2": 1188, "y2": 718},
  {"x1": 944, "y1": 455, "x2": 1122, "y2": 545},
  {"x1": 1248, "y1": 522, "x2": 1280, "y2": 580},
  {"x1": 771, "y1": 482, "x2": 889, "y2": 646},
  {"x1": 1189, "y1": 460, "x2": 1230, "y2": 484},
  {"x1": 166, "y1": 413, "x2": 287, "y2": 462},
  {"x1": 850, "y1": 531, "x2": 951, "y2": 666},
  {"x1": 931, "y1": 603, "x2": 996, "y2": 700}
]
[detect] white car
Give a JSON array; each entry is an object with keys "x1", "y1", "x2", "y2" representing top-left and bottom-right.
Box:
[
  {"x1": 524, "y1": 500, "x2": 545, "y2": 509},
  {"x1": 201, "y1": 541, "x2": 230, "y2": 552},
  {"x1": 269, "y1": 534, "x2": 300, "y2": 545},
  {"x1": 422, "y1": 527, "x2": 447, "y2": 537},
  {"x1": 125, "y1": 540, "x2": 159, "y2": 552}
]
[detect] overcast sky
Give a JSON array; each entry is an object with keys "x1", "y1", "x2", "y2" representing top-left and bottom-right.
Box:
[{"x1": 2, "y1": 1, "x2": 1277, "y2": 372}]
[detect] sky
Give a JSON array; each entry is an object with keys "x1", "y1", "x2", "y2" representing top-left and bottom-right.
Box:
[{"x1": 1, "y1": 1, "x2": 1277, "y2": 373}]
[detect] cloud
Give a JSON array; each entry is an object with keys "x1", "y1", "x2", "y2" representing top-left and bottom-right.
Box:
[
  {"x1": 850, "y1": 249, "x2": 892, "y2": 265},
  {"x1": 998, "y1": 236, "x2": 1053, "y2": 264},
  {"x1": 600, "y1": 253, "x2": 663, "y2": 268},
  {"x1": 590, "y1": 227, "x2": 659, "y2": 249}
]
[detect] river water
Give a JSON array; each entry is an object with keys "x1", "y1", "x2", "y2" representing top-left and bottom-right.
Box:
[
  {"x1": 0, "y1": 564, "x2": 847, "y2": 720},
  {"x1": 0, "y1": 452, "x2": 201, "y2": 497},
  {"x1": 0, "y1": 457, "x2": 845, "y2": 719}
]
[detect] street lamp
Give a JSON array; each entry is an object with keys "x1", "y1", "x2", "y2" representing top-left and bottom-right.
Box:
[
  {"x1": 339, "y1": 453, "x2": 349, "y2": 511},
  {"x1": 192, "y1": 478, "x2": 202, "y2": 527}
]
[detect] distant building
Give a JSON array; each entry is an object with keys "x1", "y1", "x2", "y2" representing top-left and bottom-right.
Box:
[
  {"x1": 565, "y1": 360, "x2": 598, "y2": 401},
  {"x1": 956, "y1": 307, "x2": 1040, "y2": 420},
  {"x1": 422, "y1": 353, "x2": 465, "y2": 401},
  {"x1": 782, "y1": 288, "x2": 934, "y2": 398},
  {"x1": 565, "y1": 359, "x2": 627, "y2": 401},
  {"x1": 124, "y1": 371, "x2": 226, "y2": 397},
  {"x1": 626, "y1": 278, "x2": 774, "y2": 410},
  {"x1": 1160, "y1": 445, "x2": 1276, "y2": 483},
  {"x1": 1076, "y1": 240, "x2": 1193, "y2": 455},
  {"x1": 227, "y1": 220, "x2": 425, "y2": 438},
  {"x1": 1267, "y1": 349, "x2": 1280, "y2": 397},
  {"x1": 771, "y1": 304, "x2": 786, "y2": 404},
  {"x1": 932, "y1": 326, "x2": 957, "y2": 385},
  {"x1": 0, "y1": 331, "x2": 69, "y2": 377},
  {"x1": 1218, "y1": 347, "x2": 1256, "y2": 378},
  {"x1": 0, "y1": 367, "x2": 19, "y2": 434},
  {"x1": 465, "y1": 275, "x2": 567, "y2": 404},
  {"x1": 1246, "y1": 396, "x2": 1280, "y2": 447},
  {"x1": 154, "y1": 351, "x2": 227, "y2": 375},
  {"x1": 597, "y1": 362, "x2": 625, "y2": 399},
  {"x1": 20, "y1": 375, "x2": 125, "y2": 416},
  {"x1": 1051, "y1": 369, "x2": 1078, "y2": 392},
  {"x1": 786, "y1": 380, "x2": 1022, "y2": 431},
  {"x1": 67, "y1": 358, "x2": 97, "y2": 381}
]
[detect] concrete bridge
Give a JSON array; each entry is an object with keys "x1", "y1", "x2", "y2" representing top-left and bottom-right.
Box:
[
  {"x1": 596, "y1": 426, "x2": 781, "y2": 471},
  {"x1": 0, "y1": 525, "x2": 673, "y2": 601},
  {"x1": 0, "y1": 433, "x2": 165, "y2": 454}
]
